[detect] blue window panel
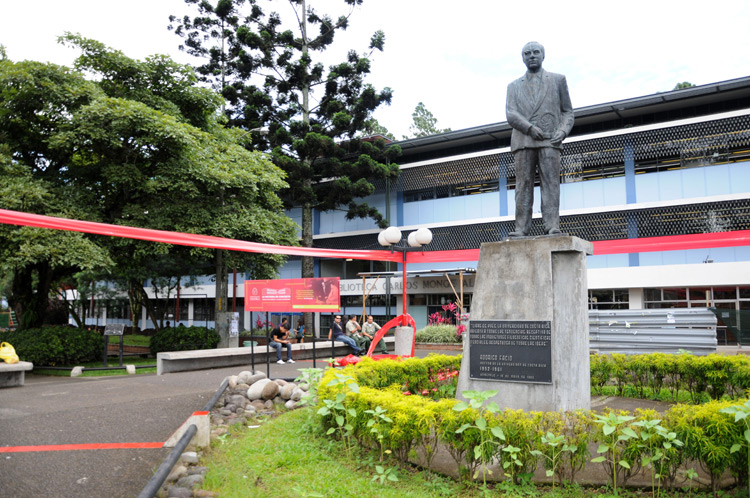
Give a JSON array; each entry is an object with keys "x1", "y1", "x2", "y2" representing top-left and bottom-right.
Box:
[
  {"x1": 729, "y1": 161, "x2": 750, "y2": 194},
  {"x1": 481, "y1": 192, "x2": 500, "y2": 217},
  {"x1": 464, "y1": 195, "x2": 483, "y2": 219},
  {"x1": 657, "y1": 169, "x2": 684, "y2": 201},
  {"x1": 403, "y1": 201, "x2": 419, "y2": 225},
  {"x1": 735, "y1": 245, "x2": 750, "y2": 261},
  {"x1": 560, "y1": 182, "x2": 584, "y2": 210},
  {"x1": 418, "y1": 199, "x2": 435, "y2": 224},
  {"x1": 681, "y1": 167, "x2": 707, "y2": 198},
  {"x1": 532, "y1": 186, "x2": 542, "y2": 213},
  {"x1": 639, "y1": 251, "x2": 663, "y2": 266},
  {"x1": 689, "y1": 247, "x2": 737, "y2": 264},
  {"x1": 662, "y1": 250, "x2": 687, "y2": 265},
  {"x1": 507, "y1": 189, "x2": 516, "y2": 215},
  {"x1": 635, "y1": 174, "x2": 660, "y2": 202},
  {"x1": 586, "y1": 254, "x2": 609, "y2": 269},
  {"x1": 705, "y1": 165, "x2": 731, "y2": 196},
  {"x1": 602, "y1": 177, "x2": 627, "y2": 206},
  {"x1": 607, "y1": 254, "x2": 630, "y2": 267},
  {"x1": 582, "y1": 178, "x2": 606, "y2": 208},
  {"x1": 436, "y1": 197, "x2": 459, "y2": 222},
  {"x1": 279, "y1": 259, "x2": 302, "y2": 279}
]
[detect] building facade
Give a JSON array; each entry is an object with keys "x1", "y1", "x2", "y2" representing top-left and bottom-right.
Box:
[{"x1": 88, "y1": 77, "x2": 750, "y2": 342}]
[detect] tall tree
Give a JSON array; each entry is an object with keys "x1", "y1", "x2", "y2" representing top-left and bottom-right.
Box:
[
  {"x1": 673, "y1": 81, "x2": 695, "y2": 90},
  {"x1": 403, "y1": 101, "x2": 451, "y2": 139},
  {"x1": 170, "y1": 0, "x2": 401, "y2": 334},
  {"x1": 0, "y1": 38, "x2": 299, "y2": 332}
]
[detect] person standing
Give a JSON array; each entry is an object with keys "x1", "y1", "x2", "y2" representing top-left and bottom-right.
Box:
[
  {"x1": 506, "y1": 41, "x2": 574, "y2": 237},
  {"x1": 269, "y1": 323, "x2": 295, "y2": 364},
  {"x1": 362, "y1": 315, "x2": 388, "y2": 354},
  {"x1": 328, "y1": 315, "x2": 362, "y2": 355}
]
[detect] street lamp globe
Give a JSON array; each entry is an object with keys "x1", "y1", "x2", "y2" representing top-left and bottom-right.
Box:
[
  {"x1": 382, "y1": 226, "x2": 402, "y2": 245},
  {"x1": 414, "y1": 227, "x2": 433, "y2": 246},
  {"x1": 407, "y1": 232, "x2": 420, "y2": 247}
]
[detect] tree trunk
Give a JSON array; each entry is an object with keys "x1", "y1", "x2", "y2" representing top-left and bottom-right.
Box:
[
  {"x1": 215, "y1": 249, "x2": 233, "y2": 347},
  {"x1": 11, "y1": 263, "x2": 53, "y2": 330}
]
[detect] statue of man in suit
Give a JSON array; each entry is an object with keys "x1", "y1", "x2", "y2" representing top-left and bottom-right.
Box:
[{"x1": 506, "y1": 41, "x2": 574, "y2": 237}]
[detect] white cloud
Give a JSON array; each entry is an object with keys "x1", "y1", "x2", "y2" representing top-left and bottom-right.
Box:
[{"x1": 3, "y1": 0, "x2": 749, "y2": 139}]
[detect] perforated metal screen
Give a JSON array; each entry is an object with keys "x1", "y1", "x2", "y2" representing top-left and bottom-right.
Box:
[
  {"x1": 387, "y1": 114, "x2": 750, "y2": 193},
  {"x1": 314, "y1": 199, "x2": 750, "y2": 252}
]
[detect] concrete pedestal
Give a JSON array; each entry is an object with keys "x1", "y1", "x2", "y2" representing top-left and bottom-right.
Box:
[
  {"x1": 456, "y1": 236, "x2": 593, "y2": 412},
  {"x1": 394, "y1": 326, "x2": 414, "y2": 356}
]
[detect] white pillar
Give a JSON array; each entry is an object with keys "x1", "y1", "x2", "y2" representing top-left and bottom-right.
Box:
[
  {"x1": 188, "y1": 300, "x2": 194, "y2": 327},
  {"x1": 629, "y1": 288, "x2": 644, "y2": 309}
]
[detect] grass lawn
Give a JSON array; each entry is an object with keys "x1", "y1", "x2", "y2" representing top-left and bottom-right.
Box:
[
  {"x1": 32, "y1": 356, "x2": 156, "y2": 377},
  {"x1": 197, "y1": 407, "x2": 742, "y2": 498}
]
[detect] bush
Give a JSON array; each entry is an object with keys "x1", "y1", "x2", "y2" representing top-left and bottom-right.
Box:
[
  {"x1": 415, "y1": 325, "x2": 461, "y2": 344},
  {"x1": 0, "y1": 326, "x2": 102, "y2": 366},
  {"x1": 317, "y1": 355, "x2": 750, "y2": 491},
  {"x1": 149, "y1": 325, "x2": 220, "y2": 355}
]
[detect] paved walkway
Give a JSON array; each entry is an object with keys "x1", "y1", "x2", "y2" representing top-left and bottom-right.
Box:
[
  {"x1": 0, "y1": 347, "x2": 673, "y2": 497},
  {"x1": 0, "y1": 349, "x2": 454, "y2": 497}
]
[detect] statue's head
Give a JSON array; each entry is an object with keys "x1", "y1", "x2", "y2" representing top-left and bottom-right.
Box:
[{"x1": 522, "y1": 41, "x2": 545, "y2": 72}]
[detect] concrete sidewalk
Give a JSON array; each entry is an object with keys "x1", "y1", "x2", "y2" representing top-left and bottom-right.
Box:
[{"x1": 0, "y1": 348, "x2": 458, "y2": 497}]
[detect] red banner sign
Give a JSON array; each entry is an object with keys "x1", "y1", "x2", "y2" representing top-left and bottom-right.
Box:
[{"x1": 244, "y1": 277, "x2": 340, "y2": 312}]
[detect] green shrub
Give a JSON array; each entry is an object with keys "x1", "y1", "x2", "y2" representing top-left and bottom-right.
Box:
[
  {"x1": 0, "y1": 326, "x2": 102, "y2": 366},
  {"x1": 149, "y1": 325, "x2": 220, "y2": 355},
  {"x1": 316, "y1": 355, "x2": 750, "y2": 490},
  {"x1": 415, "y1": 325, "x2": 461, "y2": 344}
]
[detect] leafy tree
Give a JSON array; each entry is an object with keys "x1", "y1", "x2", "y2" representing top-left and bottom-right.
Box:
[
  {"x1": 362, "y1": 117, "x2": 395, "y2": 141},
  {"x1": 169, "y1": 0, "x2": 401, "y2": 267},
  {"x1": 0, "y1": 38, "x2": 298, "y2": 333},
  {"x1": 403, "y1": 101, "x2": 451, "y2": 139},
  {"x1": 169, "y1": 0, "x2": 401, "y2": 335},
  {"x1": 673, "y1": 82, "x2": 695, "y2": 90}
]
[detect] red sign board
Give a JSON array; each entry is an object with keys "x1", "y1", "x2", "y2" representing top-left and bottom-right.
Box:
[{"x1": 244, "y1": 277, "x2": 340, "y2": 312}]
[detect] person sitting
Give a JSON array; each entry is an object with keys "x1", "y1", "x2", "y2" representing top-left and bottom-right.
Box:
[
  {"x1": 269, "y1": 323, "x2": 295, "y2": 364},
  {"x1": 328, "y1": 315, "x2": 362, "y2": 355},
  {"x1": 347, "y1": 315, "x2": 371, "y2": 353},
  {"x1": 362, "y1": 315, "x2": 389, "y2": 354}
]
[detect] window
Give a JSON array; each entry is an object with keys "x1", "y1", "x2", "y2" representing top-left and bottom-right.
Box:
[{"x1": 589, "y1": 289, "x2": 629, "y2": 310}]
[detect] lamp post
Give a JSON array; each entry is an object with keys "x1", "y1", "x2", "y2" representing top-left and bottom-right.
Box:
[{"x1": 378, "y1": 226, "x2": 433, "y2": 321}]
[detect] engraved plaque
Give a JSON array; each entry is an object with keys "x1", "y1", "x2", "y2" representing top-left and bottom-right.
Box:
[{"x1": 469, "y1": 320, "x2": 552, "y2": 383}]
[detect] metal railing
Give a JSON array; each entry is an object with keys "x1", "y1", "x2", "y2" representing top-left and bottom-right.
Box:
[{"x1": 589, "y1": 308, "x2": 717, "y2": 355}]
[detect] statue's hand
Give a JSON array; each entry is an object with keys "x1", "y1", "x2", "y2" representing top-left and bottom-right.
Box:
[
  {"x1": 550, "y1": 130, "x2": 566, "y2": 145},
  {"x1": 528, "y1": 125, "x2": 545, "y2": 141}
]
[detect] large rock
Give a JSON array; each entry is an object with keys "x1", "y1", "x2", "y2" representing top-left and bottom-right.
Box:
[
  {"x1": 236, "y1": 371, "x2": 253, "y2": 385},
  {"x1": 280, "y1": 384, "x2": 296, "y2": 400},
  {"x1": 291, "y1": 388, "x2": 304, "y2": 401},
  {"x1": 285, "y1": 399, "x2": 298, "y2": 410},
  {"x1": 247, "y1": 372, "x2": 267, "y2": 385},
  {"x1": 176, "y1": 474, "x2": 204, "y2": 489},
  {"x1": 261, "y1": 381, "x2": 280, "y2": 400},
  {"x1": 228, "y1": 395, "x2": 247, "y2": 409},
  {"x1": 246, "y1": 378, "x2": 272, "y2": 400},
  {"x1": 167, "y1": 486, "x2": 192, "y2": 498},
  {"x1": 166, "y1": 465, "x2": 187, "y2": 483}
]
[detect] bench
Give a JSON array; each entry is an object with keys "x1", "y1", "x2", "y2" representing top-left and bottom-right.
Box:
[
  {"x1": 0, "y1": 361, "x2": 33, "y2": 387},
  {"x1": 157, "y1": 337, "x2": 395, "y2": 375}
]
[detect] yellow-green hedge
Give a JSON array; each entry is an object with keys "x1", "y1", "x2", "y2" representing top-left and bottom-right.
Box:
[
  {"x1": 317, "y1": 355, "x2": 748, "y2": 490},
  {"x1": 591, "y1": 352, "x2": 750, "y2": 402}
]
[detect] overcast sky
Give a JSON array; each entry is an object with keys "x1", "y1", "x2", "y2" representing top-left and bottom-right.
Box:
[{"x1": 3, "y1": 0, "x2": 750, "y2": 139}]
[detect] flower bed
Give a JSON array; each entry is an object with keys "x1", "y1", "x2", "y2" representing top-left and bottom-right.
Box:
[{"x1": 317, "y1": 355, "x2": 750, "y2": 493}]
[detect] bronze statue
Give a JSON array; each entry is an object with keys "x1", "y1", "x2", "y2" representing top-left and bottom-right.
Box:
[{"x1": 506, "y1": 42, "x2": 574, "y2": 236}]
